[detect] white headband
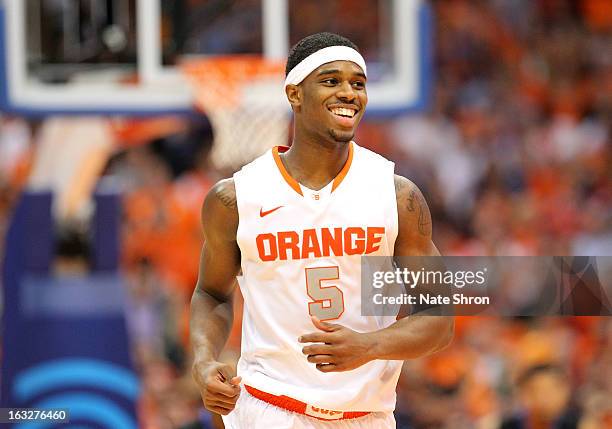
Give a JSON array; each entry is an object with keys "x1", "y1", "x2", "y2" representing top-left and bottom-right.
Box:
[{"x1": 284, "y1": 46, "x2": 367, "y2": 87}]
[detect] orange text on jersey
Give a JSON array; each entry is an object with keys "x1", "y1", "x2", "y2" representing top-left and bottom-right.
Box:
[{"x1": 256, "y1": 227, "x2": 386, "y2": 261}]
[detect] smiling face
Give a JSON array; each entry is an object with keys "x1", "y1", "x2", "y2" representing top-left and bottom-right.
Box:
[{"x1": 287, "y1": 60, "x2": 367, "y2": 144}]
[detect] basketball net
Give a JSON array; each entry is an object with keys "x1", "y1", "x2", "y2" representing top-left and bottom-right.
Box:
[{"x1": 182, "y1": 56, "x2": 289, "y2": 171}]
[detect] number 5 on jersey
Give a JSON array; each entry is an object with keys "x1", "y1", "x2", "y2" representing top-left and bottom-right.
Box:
[{"x1": 305, "y1": 266, "x2": 345, "y2": 321}]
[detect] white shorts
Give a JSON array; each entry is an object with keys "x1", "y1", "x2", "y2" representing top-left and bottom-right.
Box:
[{"x1": 222, "y1": 388, "x2": 396, "y2": 429}]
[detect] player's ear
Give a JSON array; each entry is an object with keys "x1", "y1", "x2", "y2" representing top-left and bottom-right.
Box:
[{"x1": 285, "y1": 84, "x2": 302, "y2": 111}]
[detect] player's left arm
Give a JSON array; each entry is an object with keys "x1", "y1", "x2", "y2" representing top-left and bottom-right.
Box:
[
  {"x1": 300, "y1": 175, "x2": 453, "y2": 372},
  {"x1": 363, "y1": 175, "x2": 454, "y2": 359}
]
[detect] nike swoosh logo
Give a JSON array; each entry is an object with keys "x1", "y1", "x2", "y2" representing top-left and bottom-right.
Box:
[{"x1": 260, "y1": 206, "x2": 284, "y2": 217}]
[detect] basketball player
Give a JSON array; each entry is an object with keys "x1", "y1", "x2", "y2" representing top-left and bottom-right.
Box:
[{"x1": 191, "y1": 32, "x2": 454, "y2": 428}]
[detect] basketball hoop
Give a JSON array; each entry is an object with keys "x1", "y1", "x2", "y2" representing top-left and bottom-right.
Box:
[{"x1": 182, "y1": 56, "x2": 290, "y2": 171}]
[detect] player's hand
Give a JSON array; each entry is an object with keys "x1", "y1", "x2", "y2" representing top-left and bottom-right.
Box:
[
  {"x1": 299, "y1": 316, "x2": 376, "y2": 372},
  {"x1": 192, "y1": 360, "x2": 241, "y2": 415}
]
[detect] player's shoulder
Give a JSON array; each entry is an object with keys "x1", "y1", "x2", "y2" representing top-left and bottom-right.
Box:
[
  {"x1": 393, "y1": 174, "x2": 417, "y2": 198},
  {"x1": 208, "y1": 178, "x2": 236, "y2": 207},
  {"x1": 393, "y1": 174, "x2": 428, "y2": 207},
  {"x1": 202, "y1": 178, "x2": 238, "y2": 228},
  {"x1": 393, "y1": 174, "x2": 433, "y2": 238}
]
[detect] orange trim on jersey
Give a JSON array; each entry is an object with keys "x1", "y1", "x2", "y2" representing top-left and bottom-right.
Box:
[
  {"x1": 273, "y1": 146, "x2": 303, "y2": 196},
  {"x1": 244, "y1": 385, "x2": 371, "y2": 421},
  {"x1": 272, "y1": 143, "x2": 354, "y2": 196},
  {"x1": 331, "y1": 142, "x2": 354, "y2": 192}
]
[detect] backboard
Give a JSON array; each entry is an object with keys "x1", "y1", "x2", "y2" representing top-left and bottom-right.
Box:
[{"x1": 0, "y1": 0, "x2": 431, "y2": 116}]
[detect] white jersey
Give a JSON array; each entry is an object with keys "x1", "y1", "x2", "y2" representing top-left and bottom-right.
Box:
[{"x1": 233, "y1": 142, "x2": 402, "y2": 412}]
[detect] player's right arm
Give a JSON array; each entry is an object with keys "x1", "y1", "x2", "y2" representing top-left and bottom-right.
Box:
[{"x1": 190, "y1": 178, "x2": 242, "y2": 415}]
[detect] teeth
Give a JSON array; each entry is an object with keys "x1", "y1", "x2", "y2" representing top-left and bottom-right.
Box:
[{"x1": 331, "y1": 107, "x2": 356, "y2": 118}]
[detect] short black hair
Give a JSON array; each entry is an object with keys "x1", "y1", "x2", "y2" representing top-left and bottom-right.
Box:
[{"x1": 285, "y1": 32, "x2": 359, "y2": 77}]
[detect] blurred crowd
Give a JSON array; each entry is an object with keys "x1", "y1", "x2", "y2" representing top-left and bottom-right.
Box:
[{"x1": 1, "y1": 0, "x2": 611, "y2": 428}]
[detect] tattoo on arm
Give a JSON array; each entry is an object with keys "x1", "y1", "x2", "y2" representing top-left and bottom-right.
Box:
[
  {"x1": 395, "y1": 176, "x2": 432, "y2": 237},
  {"x1": 416, "y1": 190, "x2": 432, "y2": 236},
  {"x1": 417, "y1": 197, "x2": 432, "y2": 236},
  {"x1": 215, "y1": 185, "x2": 237, "y2": 209},
  {"x1": 396, "y1": 177, "x2": 417, "y2": 213},
  {"x1": 407, "y1": 190, "x2": 416, "y2": 212}
]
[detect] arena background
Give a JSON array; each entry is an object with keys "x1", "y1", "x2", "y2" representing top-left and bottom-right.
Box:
[{"x1": 1, "y1": 1, "x2": 611, "y2": 428}]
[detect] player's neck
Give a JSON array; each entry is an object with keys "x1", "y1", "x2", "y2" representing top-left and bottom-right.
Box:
[{"x1": 281, "y1": 137, "x2": 351, "y2": 191}]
